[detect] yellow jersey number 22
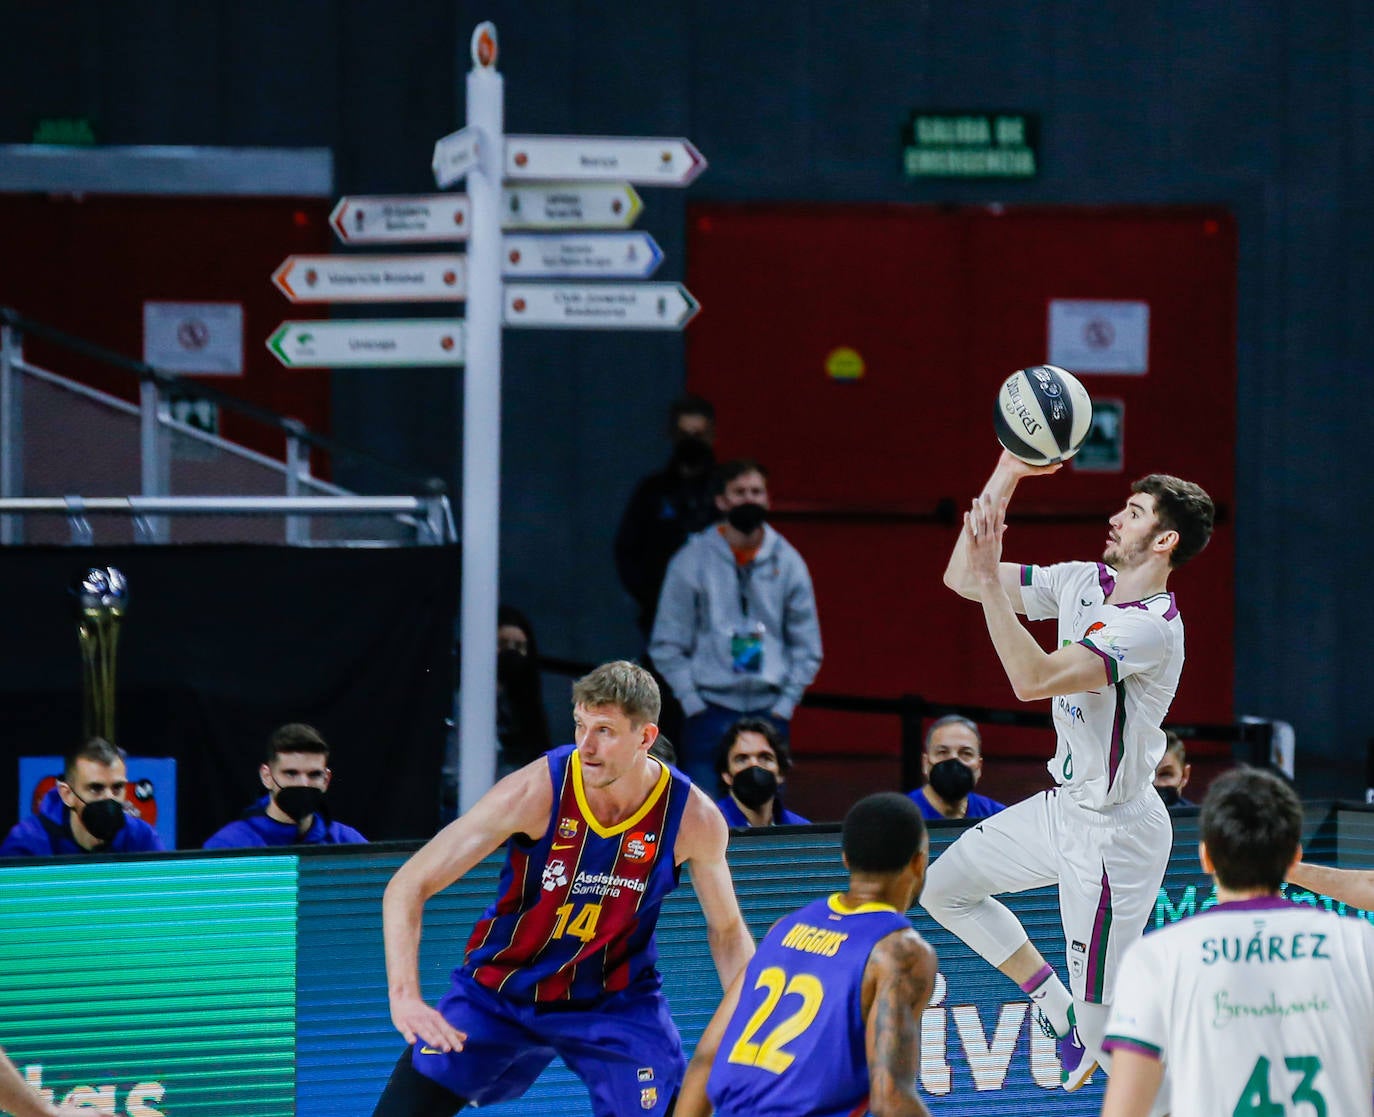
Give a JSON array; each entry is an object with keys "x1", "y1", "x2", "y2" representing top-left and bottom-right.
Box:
[{"x1": 726, "y1": 966, "x2": 825, "y2": 1074}]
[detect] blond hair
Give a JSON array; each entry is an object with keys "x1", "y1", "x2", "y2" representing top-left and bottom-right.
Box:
[{"x1": 571, "y1": 661, "x2": 661, "y2": 725}]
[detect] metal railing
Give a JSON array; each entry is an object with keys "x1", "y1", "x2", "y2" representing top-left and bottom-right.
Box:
[
  {"x1": 537, "y1": 653, "x2": 1279, "y2": 787},
  {"x1": 0, "y1": 307, "x2": 455, "y2": 546}
]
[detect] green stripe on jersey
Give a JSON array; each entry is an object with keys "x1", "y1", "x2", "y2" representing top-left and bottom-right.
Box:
[
  {"x1": 1082, "y1": 637, "x2": 1120, "y2": 683},
  {"x1": 1105, "y1": 1033, "x2": 1162, "y2": 1058}
]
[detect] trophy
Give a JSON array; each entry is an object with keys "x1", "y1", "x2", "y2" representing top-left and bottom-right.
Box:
[{"x1": 72, "y1": 567, "x2": 129, "y2": 744}]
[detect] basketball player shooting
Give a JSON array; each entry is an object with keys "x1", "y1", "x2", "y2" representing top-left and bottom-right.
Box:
[{"x1": 919, "y1": 449, "x2": 1214, "y2": 1097}]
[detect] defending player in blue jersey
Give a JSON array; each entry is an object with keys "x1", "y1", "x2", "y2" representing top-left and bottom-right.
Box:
[
  {"x1": 677, "y1": 792, "x2": 938, "y2": 1117},
  {"x1": 369, "y1": 661, "x2": 755, "y2": 1117}
]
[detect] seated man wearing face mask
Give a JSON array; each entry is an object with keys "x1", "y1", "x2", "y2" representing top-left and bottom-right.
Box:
[
  {"x1": 908, "y1": 715, "x2": 1006, "y2": 822},
  {"x1": 1152, "y1": 731, "x2": 1194, "y2": 808},
  {"x1": 203, "y1": 723, "x2": 366, "y2": 849},
  {"x1": 650, "y1": 458, "x2": 823, "y2": 792},
  {"x1": 0, "y1": 737, "x2": 164, "y2": 856},
  {"x1": 714, "y1": 717, "x2": 810, "y2": 827}
]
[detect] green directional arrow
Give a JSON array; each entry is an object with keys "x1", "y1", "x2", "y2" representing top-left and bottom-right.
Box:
[{"x1": 267, "y1": 324, "x2": 293, "y2": 366}]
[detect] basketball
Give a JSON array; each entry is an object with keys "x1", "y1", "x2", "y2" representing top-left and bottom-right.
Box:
[{"x1": 993, "y1": 365, "x2": 1094, "y2": 465}]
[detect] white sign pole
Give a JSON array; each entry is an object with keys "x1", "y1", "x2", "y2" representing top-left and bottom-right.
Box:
[{"x1": 458, "y1": 22, "x2": 504, "y2": 815}]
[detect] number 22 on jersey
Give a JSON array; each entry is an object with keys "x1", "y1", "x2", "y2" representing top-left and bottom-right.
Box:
[{"x1": 726, "y1": 966, "x2": 825, "y2": 1074}]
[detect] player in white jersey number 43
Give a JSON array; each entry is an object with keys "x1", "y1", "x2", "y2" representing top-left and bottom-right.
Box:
[{"x1": 1103, "y1": 768, "x2": 1374, "y2": 1117}]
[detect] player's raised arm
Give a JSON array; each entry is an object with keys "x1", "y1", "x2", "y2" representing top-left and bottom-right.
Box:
[
  {"x1": 382, "y1": 759, "x2": 552, "y2": 1051},
  {"x1": 865, "y1": 929, "x2": 938, "y2": 1117},
  {"x1": 677, "y1": 784, "x2": 754, "y2": 988},
  {"x1": 943, "y1": 451, "x2": 1058, "y2": 605},
  {"x1": 1286, "y1": 859, "x2": 1374, "y2": 908},
  {"x1": 963, "y1": 491, "x2": 1114, "y2": 701}
]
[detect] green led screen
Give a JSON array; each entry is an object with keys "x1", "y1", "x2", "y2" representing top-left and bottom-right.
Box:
[{"x1": 0, "y1": 857, "x2": 297, "y2": 1116}]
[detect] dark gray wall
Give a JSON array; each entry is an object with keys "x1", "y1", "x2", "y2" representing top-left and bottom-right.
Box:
[{"x1": 2, "y1": 1, "x2": 1369, "y2": 792}]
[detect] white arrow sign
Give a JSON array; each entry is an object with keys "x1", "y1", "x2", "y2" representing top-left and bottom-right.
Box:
[
  {"x1": 272, "y1": 255, "x2": 467, "y2": 303},
  {"x1": 330, "y1": 195, "x2": 472, "y2": 243},
  {"x1": 502, "y1": 233, "x2": 662, "y2": 279},
  {"x1": 503, "y1": 283, "x2": 699, "y2": 330},
  {"x1": 504, "y1": 135, "x2": 706, "y2": 185},
  {"x1": 433, "y1": 126, "x2": 481, "y2": 188},
  {"x1": 329, "y1": 185, "x2": 643, "y2": 245},
  {"x1": 502, "y1": 182, "x2": 643, "y2": 229},
  {"x1": 267, "y1": 320, "x2": 465, "y2": 367}
]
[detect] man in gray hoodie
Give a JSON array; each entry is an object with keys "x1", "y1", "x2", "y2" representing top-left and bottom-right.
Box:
[{"x1": 649, "y1": 459, "x2": 823, "y2": 791}]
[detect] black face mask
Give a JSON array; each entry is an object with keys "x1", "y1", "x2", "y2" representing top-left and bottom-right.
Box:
[
  {"x1": 726, "y1": 502, "x2": 767, "y2": 534},
  {"x1": 275, "y1": 785, "x2": 326, "y2": 822},
  {"x1": 1155, "y1": 784, "x2": 1181, "y2": 808},
  {"x1": 77, "y1": 798, "x2": 127, "y2": 843},
  {"x1": 497, "y1": 648, "x2": 535, "y2": 687},
  {"x1": 927, "y1": 758, "x2": 976, "y2": 803},
  {"x1": 731, "y1": 766, "x2": 778, "y2": 811},
  {"x1": 670, "y1": 435, "x2": 713, "y2": 473}
]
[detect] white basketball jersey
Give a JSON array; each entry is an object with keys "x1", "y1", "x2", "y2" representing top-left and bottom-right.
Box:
[
  {"x1": 1106, "y1": 898, "x2": 1374, "y2": 1117},
  {"x1": 1019, "y1": 560, "x2": 1183, "y2": 809}
]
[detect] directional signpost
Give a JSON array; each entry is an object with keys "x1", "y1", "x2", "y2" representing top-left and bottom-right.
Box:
[
  {"x1": 501, "y1": 232, "x2": 661, "y2": 279},
  {"x1": 454, "y1": 20, "x2": 506, "y2": 818},
  {"x1": 503, "y1": 281, "x2": 696, "y2": 328},
  {"x1": 330, "y1": 195, "x2": 472, "y2": 244},
  {"x1": 272, "y1": 254, "x2": 467, "y2": 302},
  {"x1": 265, "y1": 20, "x2": 705, "y2": 812},
  {"x1": 504, "y1": 135, "x2": 706, "y2": 185},
  {"x1": 266, "y1": 321, "x2": 465, "y2": 368},
  {"x1": 328, "y1": 184, "x2": 643, "y2": 245},
  {"x1": 502, "y1": 183, "x2": 642, "y2": 229},
  {"x1": 312, "y1": 225, "x2": 658, "y2": 278},
  {"x1": 432, "y1": 126, "x2": 481, "y2": 189}
]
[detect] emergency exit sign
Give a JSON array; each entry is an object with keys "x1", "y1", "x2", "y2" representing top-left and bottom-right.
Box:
[{"x1": 901, "y1": 111, "x2": 1038, "y2": 178}]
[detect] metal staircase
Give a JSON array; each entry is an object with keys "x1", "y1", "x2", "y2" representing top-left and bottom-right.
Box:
[{"x1": 0, "y1": 307, "x2": 454, "y2": 547}]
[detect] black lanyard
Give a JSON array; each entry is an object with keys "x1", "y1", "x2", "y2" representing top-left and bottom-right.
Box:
[{"x1": 736, "y1": 562, "x2": 752, "y2": 619}]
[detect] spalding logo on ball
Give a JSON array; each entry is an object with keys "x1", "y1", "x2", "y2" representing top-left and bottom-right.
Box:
[{"x1": 994, "y1": 365, "x2": 1093, "y2": 465}]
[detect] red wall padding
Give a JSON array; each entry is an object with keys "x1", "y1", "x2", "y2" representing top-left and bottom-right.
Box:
[{"x1": 686, "y1": 204, "x2": 1236, "y2": 768}]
